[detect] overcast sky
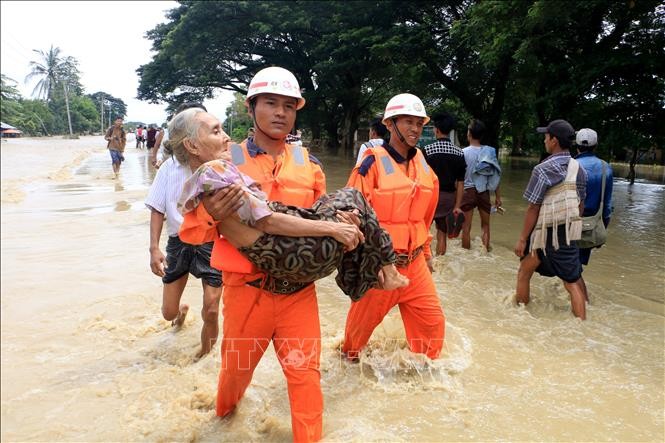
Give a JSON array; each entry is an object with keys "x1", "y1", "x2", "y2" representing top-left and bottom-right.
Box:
[{"x1": 1, "y1": 1, "x2": 233, "y2": 124}]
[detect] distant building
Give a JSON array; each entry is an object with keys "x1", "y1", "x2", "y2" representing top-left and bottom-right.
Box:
[{"x1": 0, "y1": 122, "x2": 23, "y2": 138}]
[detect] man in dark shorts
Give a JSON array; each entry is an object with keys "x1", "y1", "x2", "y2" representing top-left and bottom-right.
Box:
[
  {"x1": 513, "y1": 119, "x2": 588, "y2": 320},
  {"x1": 144, "y1": 103, "x2": 222, "y2": 358},
  {"x1": 461, "y1": 119, "x2": 502, "y2": 251},
  {"x1": 423, "y1": 112, "x2": 466, "y2": 255}
]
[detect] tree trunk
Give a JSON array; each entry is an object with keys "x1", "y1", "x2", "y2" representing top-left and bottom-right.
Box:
[
  {"x1": 33, "y1": 113, "x2": 50, "y2": 136},
  {"x1": 310, "y1": 123, "x2": 321, "y2": 142},
  {"x1": 628, "y1": 146, "x2": 638, "y2": 185},
  {"x1": 340, "y1": 103, "x2": 360, "y2": 156},
  {"x1": 63, "y1": 82, "x2": 73, "y2": 137},
  {"x1": 510, "y1": 130, "x2": 524, "y2": 156},
  {"x1": 482, "y1": 116, "x2": 500, "y2": 155},
  {"x1": 323, "y1": 118, "x2": 340, "y2": 153}
]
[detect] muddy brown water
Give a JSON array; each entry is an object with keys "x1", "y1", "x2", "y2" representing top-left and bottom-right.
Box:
[{"x1": 1, "y1": 136, "x2": 663, "y2": 441}]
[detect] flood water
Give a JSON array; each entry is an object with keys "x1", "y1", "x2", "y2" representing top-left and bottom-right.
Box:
[{"x1": 1, "y1": 136, "x2": 663, "y2": 442}]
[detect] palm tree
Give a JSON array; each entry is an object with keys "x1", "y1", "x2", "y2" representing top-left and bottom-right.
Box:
[{"x1": 25, "y1": 45, "x2": 78, "y2": 137}]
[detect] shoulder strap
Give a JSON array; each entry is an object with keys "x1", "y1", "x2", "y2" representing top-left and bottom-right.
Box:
[
  {"x1": 596, "y1": 162, "x2": 606, "y2": 217},
  {"x1": 566, "y1": 157, "x2": 579, "y2": 182}
]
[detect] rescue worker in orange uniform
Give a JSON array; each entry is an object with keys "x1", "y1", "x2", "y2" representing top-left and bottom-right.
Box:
[
  {"x1": 343, "y1": 93, "x2": 446, "y2": 361},
  {"x1": 190, "y1": 67, "x2": 350, "y2": 443}
]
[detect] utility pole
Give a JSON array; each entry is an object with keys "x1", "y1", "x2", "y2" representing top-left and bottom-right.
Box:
[
  {"x1": 100, "y1": 93, "x2": 104, "y2": 133},
  {"x1": 63, "y1": 82, "x2": 74, "y2": 137}
]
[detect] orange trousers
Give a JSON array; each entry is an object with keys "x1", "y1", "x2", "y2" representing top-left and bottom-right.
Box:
[
  {"x1": 342, "y1": 254, "x2": 445, "y2": 360},
  {"x1": 216, "y1": 282, "x2": 322, "y2": 443}
]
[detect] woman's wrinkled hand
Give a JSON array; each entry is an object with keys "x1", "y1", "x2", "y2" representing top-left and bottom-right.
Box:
[
  {"x1": 336, "y1": 209, "x2": 361, "y2": 227},
  {"x1": 201, "y1": 184, "x2": 245, "y2": 221},
  {"x1": 330, "y1": 221, "x2": 364, "y2": 251}
]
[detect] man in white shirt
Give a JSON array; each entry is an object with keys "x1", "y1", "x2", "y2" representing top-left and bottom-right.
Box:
[
  {"x1": 460, "y1": 119, "x2": 502, "y2": 252},
  {"x1": 151, "y1": 126, "x2": 169, "y2": 168},
  {"x1": 356, "y1": 117, "x2": 388, "y2": 164},
  {"x1": 145, "y1": 103, "x2": 222, "y2": 358}
]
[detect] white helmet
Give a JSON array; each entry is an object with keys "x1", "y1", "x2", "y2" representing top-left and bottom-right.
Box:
[
  {"x1": 245, "y1": 67, "x2": 305, "y2": 110},
  {"x1": 382, "y1": 93, "x2": 429, "y2": 124}
]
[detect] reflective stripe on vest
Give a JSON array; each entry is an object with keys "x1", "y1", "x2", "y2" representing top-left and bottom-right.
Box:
[{"x1": 369, "y1": 146, "x2": 436, "y2": 252}]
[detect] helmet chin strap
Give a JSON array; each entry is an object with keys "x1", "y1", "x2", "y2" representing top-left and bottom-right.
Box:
[
  {"x1": 251, "y1": 101, "x2": 286, "y2": 142},
  {"x1": 392, "y1": 117, "x2": 417, "y2": 149}
]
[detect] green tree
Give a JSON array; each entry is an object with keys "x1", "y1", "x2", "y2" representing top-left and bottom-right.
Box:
[
  {"x1": 1, "y1": 75, "x2": 25, "y2": 125},
  {"x1": 223, "y1": 92, "x2": 253, "y2": 141},
  {"x1": 513, "y1": 0, "x2": 665, "y2": 163},
  {"x1": 20, "y1": 99, "x2": 54, "y2": 135},
  {"x1": 88, "y1": 92, "x2": 127, "y2": 130},
  {"x1": 1, "y1": 74, "x2": 21, "y2": 101},
  {"x1": 138, "y1": 1, "x2": 411, "y2": 152},
  {"x1": 138, "y1": 0, "x2": 663, "y2": 157},
  {"x1": 26, "y1": 45, "x2": 81, "y2": 137}
]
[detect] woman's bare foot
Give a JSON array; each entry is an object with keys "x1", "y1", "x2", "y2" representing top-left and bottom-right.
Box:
[
  {"x1": 380, "y1": 265, "x2": 409, "y2": 290},
  {"x1": 172, "y1": 303, "x2": 189, "y2": 328}
]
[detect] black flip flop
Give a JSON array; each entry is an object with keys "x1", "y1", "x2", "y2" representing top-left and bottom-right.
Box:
[{"x1": 448, "y1": 212, "x2": 465, "y2": 239}]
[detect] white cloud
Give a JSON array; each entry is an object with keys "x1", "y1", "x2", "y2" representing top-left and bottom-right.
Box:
[{"x1": 1, "y1": 0, "x2": 233, "y2": 124}]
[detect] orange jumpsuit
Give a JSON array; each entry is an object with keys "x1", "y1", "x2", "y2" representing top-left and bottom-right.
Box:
[
  {"x1": 180, "y1": 140, "x2": 326, "y2": 443},
  {"x1": 342, "y1": 145, "x2": 445, "y2": 360}
]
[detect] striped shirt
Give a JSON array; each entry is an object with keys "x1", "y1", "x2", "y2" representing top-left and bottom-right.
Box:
[
  {"x1": 524, "y1": 152, "x2": 587, "y2": 205},
  {"x1": 145, "y1": 156, "x2": 192, "y2": 237}
]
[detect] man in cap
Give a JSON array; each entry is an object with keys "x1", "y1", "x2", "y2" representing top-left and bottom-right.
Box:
[
  {"x1": 575, "y1": 128, "x2": 613, "y2": 295},
  {"x1": 513, "y1": 119, "x2": 589, "y2": 319},
  {"x1": 343, "y1": 93, "x2": 446, "y2": 361}
]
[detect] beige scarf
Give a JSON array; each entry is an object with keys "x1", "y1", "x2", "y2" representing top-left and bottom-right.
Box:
[{"x1": 530, "y1": 158, "x2": 583, "y2": 254}]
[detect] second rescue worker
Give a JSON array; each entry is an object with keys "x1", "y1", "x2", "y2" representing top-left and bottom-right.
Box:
[
  {"x1": 199, "y1": 67, "x2": 343, "y2": 442},
  {"x1": 343, "y1": 93, "x2": 446, "y2": 361}
]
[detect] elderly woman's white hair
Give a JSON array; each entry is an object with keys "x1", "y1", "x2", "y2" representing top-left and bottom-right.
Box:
[{"x1": 166, "y1": 107, "x2": 207, "y2": 165}]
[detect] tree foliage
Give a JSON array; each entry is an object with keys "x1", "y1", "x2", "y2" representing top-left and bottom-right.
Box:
[
  {"x1": 222, "y1": 92, "x2": 253, "y2": 142},
  {"x1": 2, "y1": 65, "x2": 126, "y2": 136},
  {"x1": 137, "y1": 0, "x2": 664, "y2": 159}
]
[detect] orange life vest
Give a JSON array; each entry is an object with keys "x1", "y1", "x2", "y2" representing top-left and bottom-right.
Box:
[
  {"x1": 212, "y1": 140, "x2": 320, "y2": 274},
  {"x1": 367, "y1": 146, "x2": 436, "y2": 252}
]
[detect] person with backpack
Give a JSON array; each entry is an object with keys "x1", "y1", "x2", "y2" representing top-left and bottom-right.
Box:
[{"x1": 574, "y1": 128, "x2": 613, "y2": 298}]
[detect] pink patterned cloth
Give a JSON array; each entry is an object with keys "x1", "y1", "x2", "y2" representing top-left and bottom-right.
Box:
[{"x1": 177, "y1": 159, "x2": 272, "y2": 226}]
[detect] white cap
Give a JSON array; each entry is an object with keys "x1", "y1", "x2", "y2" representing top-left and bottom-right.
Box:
[
  {"x1": 576, "y1": 128, "x2": 598, "y2": 147},
  {"x1": 382, "y1": 93, "x2": 429, "y2": 124},
  {"x1": 245, "y1": 67, "x2": 305, "y2": 110}
]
